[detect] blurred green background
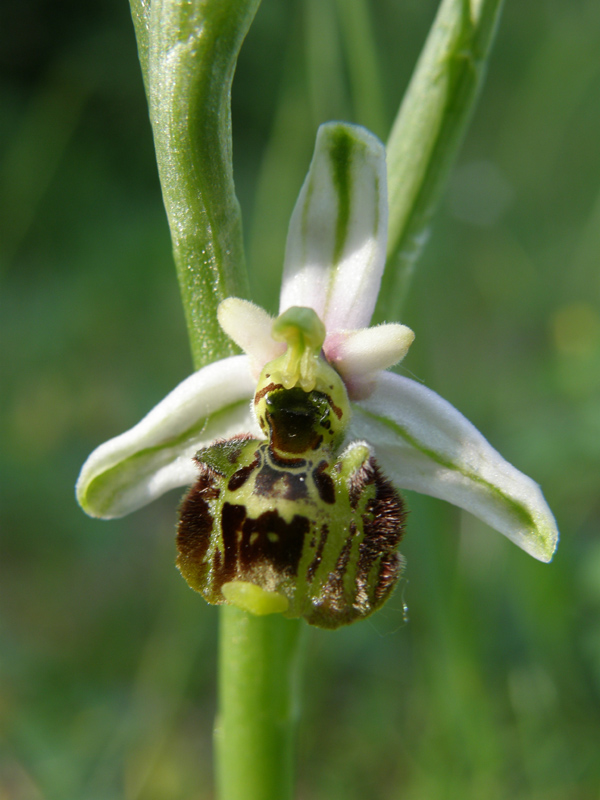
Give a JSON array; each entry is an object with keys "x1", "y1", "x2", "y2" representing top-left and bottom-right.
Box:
[{"x1": 2, "y1": 1, "x2": 600, "y2": 798}]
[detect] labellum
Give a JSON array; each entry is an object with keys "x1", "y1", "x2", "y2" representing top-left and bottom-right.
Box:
[{"x1": 176, "y1": 307, "x2": 406, "y2": 629}]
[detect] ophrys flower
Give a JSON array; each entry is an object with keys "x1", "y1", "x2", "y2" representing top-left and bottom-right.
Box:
[{"x1": 77, "y1": 123, "x2": 558, "y2": 627}]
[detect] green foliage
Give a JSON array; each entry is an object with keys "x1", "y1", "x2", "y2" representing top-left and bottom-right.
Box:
[
  {"x1": 381, "y1": 0, "x2": 504, "y2": 319},
  {"x1": 2, "y1": 0, "x2": 600, "y2": 798}
]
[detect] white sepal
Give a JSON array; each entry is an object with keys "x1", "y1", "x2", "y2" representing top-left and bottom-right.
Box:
[
  {"x1": 77, "y1": 356, "x2": 259, "y2": 519},
  {"x1": 351, "y1": 372, "x2": 559, "y2": 562},
  {"x1": 279, "y1": 122, "x2": 388, "y2": 332}
]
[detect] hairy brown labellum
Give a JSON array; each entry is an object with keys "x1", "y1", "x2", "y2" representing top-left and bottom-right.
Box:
[{"x1": 176, "y1": 377, "x2": 407, "y2": 629}]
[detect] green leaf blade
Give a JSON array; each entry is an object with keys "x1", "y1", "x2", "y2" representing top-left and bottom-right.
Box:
[{"x1": 380, "y1": 0, "x2": 504, "y2": 318}]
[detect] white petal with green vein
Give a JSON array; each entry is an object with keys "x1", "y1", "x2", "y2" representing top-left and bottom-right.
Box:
[
  {"x1": 77, "y1": 356, "x2": 258, "y2": 519},
  {"x1": 279, "y1": 122, "x2": 387, "y2": 331},
  {"x1": 351, "y1": 372, "x2": 558, "y2": 561}
]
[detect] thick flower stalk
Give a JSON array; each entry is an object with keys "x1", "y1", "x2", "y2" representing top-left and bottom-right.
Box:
[{"x1": 77, "y1": 122, "x2": 558, "y2": 630}]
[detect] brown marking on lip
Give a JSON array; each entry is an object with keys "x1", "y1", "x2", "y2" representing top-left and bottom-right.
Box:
[
  {"x1": 323, "y1": 392, "x2": 343, "y2": 419},
  {"x1": 254, "y1": 382, "x2": 283, "y2": 404},
  {"x1": 239, "y1": 509, "x2": 310, "y2": 577},
  {"x1": 372, "y1": 553, "x2": 403, "y2": 603},
  {"x1": 306, "y1": 523, "x2": 329, "y2": 583},
  {"x1": 268, "y1": 447, "x2": 307, "y2": 468},
  {"x1": 312, "y1": 460, "x2": 335, "y2": 505},
  {"x1": 327, "y1": 526, "x2": 355, "y2": 600},
  {"x1": 228, "y1": 455, "x2": 260, "y2": 491},
  {"x1": 176, "y1": 464, "x2": 221, "y2": 591},
  {"x1": 254, "y1": 461, "x2": 309, "y2": 502},
  {"x1": 221, "y1": 502, "x2": 247, "y2": 583},
  {"x1": 356, "y1": 459, "x2": 406, "y2": 600}
]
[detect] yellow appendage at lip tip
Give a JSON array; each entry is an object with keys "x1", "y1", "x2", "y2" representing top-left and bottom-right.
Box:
[{"x1": 222, "y1": 580, "x2": 290, "y2": 615}]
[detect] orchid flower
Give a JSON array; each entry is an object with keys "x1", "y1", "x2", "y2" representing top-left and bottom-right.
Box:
[{"x1": 77, "y1": 122, "x2": 558, "y2": 599}]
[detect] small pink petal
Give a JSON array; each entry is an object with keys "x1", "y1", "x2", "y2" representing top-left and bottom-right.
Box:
[{"x1": 325, "y1": 324, "x2": 414, "y2": 399}]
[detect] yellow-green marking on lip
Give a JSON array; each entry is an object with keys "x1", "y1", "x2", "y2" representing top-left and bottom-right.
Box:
[{"x1": 221, "y1": 580, "x2": 290, "y2": 615}]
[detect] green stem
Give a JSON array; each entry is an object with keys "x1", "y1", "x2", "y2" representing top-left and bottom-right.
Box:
[
  {"x1": 216, "y1": 607, "x2": 305, "y2": 800},
  {"x1": 377, "y1": 0, "x2": 504, "y2": 320},
  {"x1": 130, "y1": 0, "x2": 260, "y2": 370}
]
